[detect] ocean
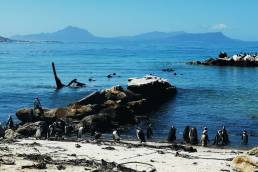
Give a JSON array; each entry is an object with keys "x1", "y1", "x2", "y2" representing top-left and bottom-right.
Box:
[{"x1": 0, "y1": 41, "x2": 258, "y2": 147}]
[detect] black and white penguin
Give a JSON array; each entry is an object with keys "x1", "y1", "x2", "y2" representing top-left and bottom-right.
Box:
[
  {"x1": 6, "y1": 115, "x2": 14, "y2": 129},
  {"x1": 222, "y1": 126, "x2": 229, "y2": 145},
  {"x1": 112, "y1": 129, "x2": 121, "y2": 142},
  {"x1": 146, "y1": 124, "x2": 153, "y2": 139},
  {"x1": 35, "y1": 125, "x2": 43, "y2": 139},
  {"x1": 167, "y1": 126, "x2": 176, "y2": 143},
  {"x1": 0, "y1": 122, "x2": 4, "y2": 138},
  {"x1": 213, "y1": 130, "x2": 223, "y2": 145},
  {"x1": 136, "y1": 128, "x2": 146, "y2": 143},
  {"x1": 77, "y1": 126, "x2": 84, "y2": 139},
  {"x1": 189, "y1": 127, "x2": 198, "y2": 145},
  {"x1": 241, "y1": 130, "x2": 248, "y2": 145},
  {"x1": 47, "y1": 124, "x2": 54, "y2": 139},
  {"x1": 200, "y1": 127, "x2": 209, "y2": 146},
  {"x1": 183, "y1": 126, "x2": 190, "y2": 143}
]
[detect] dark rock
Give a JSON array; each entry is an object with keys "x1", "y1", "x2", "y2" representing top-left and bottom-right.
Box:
[
  {"x1": 188, "y1": 53, "x2": 258, "y2": 67},
  {"x1": 16, "y1": 121, "x2": 47, "y2": 137},
  {"x1": 162, "y1": 68, "x2": 174, "y2": 72},
  {"x1": 127, "y1": 75, "x2": 176, "y2": 100},
  {"x1": 75, "y1": 143, "x2": 81, "y2": 148},
  {"x1": 107, "y1": 74, "x2": 112, "y2": 78},
  {"x1": 16, "y1": 108, "x2": 34, "y2": 123},
  {"x1": 126, "y1": 99, "x2": 148, "y2": 113},
  {"x1": 74, "y1": 91, "x2": 106, "y2": 106},
  {"x1": 56, "y1": 164, "x2": 66, "y2": 170},
  {"x1": 80, "y1": 113, "x2": 113, "y2": 131}
]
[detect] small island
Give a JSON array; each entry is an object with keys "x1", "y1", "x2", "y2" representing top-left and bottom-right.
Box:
[{"x1": 188, "y1": 52, "x2": 258, "y2": 67}]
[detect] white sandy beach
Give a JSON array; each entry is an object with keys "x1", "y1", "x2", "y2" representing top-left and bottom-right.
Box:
[{"x1": 0, "y1": 139, "x2": 257, "y2": 172}]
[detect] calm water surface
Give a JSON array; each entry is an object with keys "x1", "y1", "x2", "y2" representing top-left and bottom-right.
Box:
[{"x1": 0, "y1": 41, "x2": 258, "y2": 147}]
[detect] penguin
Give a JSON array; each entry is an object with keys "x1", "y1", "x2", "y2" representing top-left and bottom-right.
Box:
[
  {"x1": 146, "y1": 124, "x2": 153, "y2": 139},
  {"x1": 241, "y1": 130, "x2": 248, "y2": 145},
  {"x1": 183, "y1": 126, "x2": 190, "y2": 143},
  {"x1": 222, "y1": 126, "x2": 229, "y2": 145},
  {"x1": 6, "y1": 115, "x2": 14, "y2": 129},
  {"x1": 167, "y1": 126, "x2": 176, "y2": 143},
  {"x1": 77, "y1": 126, "x2": 84, "y2": 139},
  {"x1": 213, "y1": 130, "x2": 223, "y2": 145},
  {"x1": 200, "y1": 127, "x2": 209, "y2": 147},
  {"x1": 94, "y1": 131, "x2": 102, "y2": 140},
  {"x1": 112, "y1": 129, "x2": 120, "y2": 142},
  {"x1": 189, "y1": 127, "x2": 198, "y2": 145},
  {"x1": 35, "y1": 125, "x2": 43, "y2": 139},
  {"x1": 136, "y1": 128, "x2": 146, "y2": 143},
  {"x1": 64, "y1": 124, "x2": 71, "y2": 137},
  {"x1": 47, "y1": 124, "x2": 54, "y2": 139},
  {"x1": 0, "y1": 122, "x2": 5, "y2": 138}
]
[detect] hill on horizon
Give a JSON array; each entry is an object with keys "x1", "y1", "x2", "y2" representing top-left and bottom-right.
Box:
[
  {"x1": 10, "y1": 26, "x2": 247, "y2": 44},
  {"x1": 0, "y1": 35, "x2": 11, "y2": 42}
]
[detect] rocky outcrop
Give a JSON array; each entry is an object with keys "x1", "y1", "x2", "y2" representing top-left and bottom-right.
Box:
[
  {"x1": 127, "y1": 75, "x2": 176, "y2": 100},
  {"x1": 16, "y1": 76, "x2": 176, "y2": 131},
  {"x1": 188, "y1": 53, "x2": 258, "y2": 67}
]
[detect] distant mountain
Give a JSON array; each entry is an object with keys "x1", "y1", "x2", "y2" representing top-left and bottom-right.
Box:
[
  {"x1": 164, "y1": 32, "x2": 241, "y2": 43},
  {"x1": 115, "y1": 31, "x2": 186, "y2": 41},
  {"x1": 12, "y1": 26, "x2": 98, "y2": 42},
  {"x1": 0, "y1": 35, "x2": 11, "y2": 42},
  {"x1": 11, "y1": 26, "x2": 245, "y2": 44}
]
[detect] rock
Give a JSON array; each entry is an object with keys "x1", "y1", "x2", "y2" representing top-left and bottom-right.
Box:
[
  {"x1": 15, "y1": 76, "x2": 176, "y2": 132},
  {"x1": 127, "y1": 75, "x2": 176, "y2": 100},
  {"x1": 232, "y1": 155, "x2": 258, "y2": 172},
  {"x1": 4, "y1": 129, "x2": 15, "y2": 140},
  {"x1": 127, "y1": 99, "x2": 148, "y2": 113},
  {"x1": 80, "y1": 113, "x2": 113, "y2": 131},
  {"x1": 189, "y1": 53, "x2": 258, "y2": 67},
  {"x1": 247, "y1": 147, "x2": 258, "y2": 156},
  {"x1": 73, "y1": 91, "x2": 106, "y2": 106},
  {"x1": 16, "y1": 108, "x2": 34, "y2": 123},
  {"x1": 162, "y1": 68, "x2": 174, "y2": 72},
  {"x1": 16, "y1": 121, "x2": 46, "y2": 137}
]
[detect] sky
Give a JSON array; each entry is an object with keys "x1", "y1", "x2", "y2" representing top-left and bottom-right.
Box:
[{"x1": 0, "y1": 0, "x2": 258, "y2": 41}]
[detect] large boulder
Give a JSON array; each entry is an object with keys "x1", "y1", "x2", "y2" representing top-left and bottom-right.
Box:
[
  {"x1": 126, "y1": 99, "x2": 148, "y2": 113},
  {"x1": 232, "y1": 155, "x2": 258, "y2": 172},
  {"x1": 127, "y1": 75, "x2": 176, "y2": 100},
  {"x1": 73, "y1": 91, "x2": 106, "y2": 106},
  {"x1": 16, "y1": 108, "x2": 34, "y2": 123},
  {"x1": 80, "y1": 113, "x2": 114, "y2": 131}
]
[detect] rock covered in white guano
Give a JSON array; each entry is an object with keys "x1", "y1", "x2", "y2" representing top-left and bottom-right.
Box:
[
  {"x1": 127, "y1": 75, "x2": 176, "y2": 99},
  {"x1": 189, "y1": 52, "x2": 258, "y2": 67}
]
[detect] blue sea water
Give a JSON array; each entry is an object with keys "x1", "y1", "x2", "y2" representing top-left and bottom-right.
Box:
[{"x1": 0, "y1": 41, "x2": 258, "y2": 147}]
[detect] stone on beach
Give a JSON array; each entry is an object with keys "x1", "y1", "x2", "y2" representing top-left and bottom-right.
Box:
[{"x1": 232, "y1": 155, "x2": 258, "y2": 172}]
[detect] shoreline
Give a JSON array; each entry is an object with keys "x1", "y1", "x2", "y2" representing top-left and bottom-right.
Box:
[{"x1": 0, "y1": 138, "x2": 257, "y2": 172}]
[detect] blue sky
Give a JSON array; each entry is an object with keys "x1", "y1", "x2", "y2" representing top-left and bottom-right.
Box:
[{"x1": 0, "y1": 0, "x2": 258, "y2": 40}]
